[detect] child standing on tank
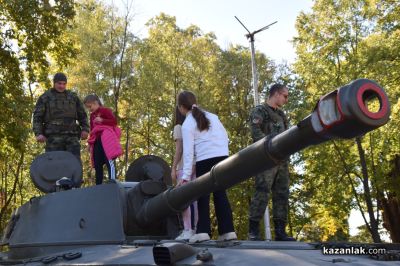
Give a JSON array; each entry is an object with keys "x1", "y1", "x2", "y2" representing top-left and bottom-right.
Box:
[
  {"x1": 177, "y1": 90, "x2": 237, "y2": 243},
  {"x1": 84, "y1": 94, "x2": 123, "y2": 185},
  {"x1": 171, "y1": 106, "x2": 198, "y2": 241}
]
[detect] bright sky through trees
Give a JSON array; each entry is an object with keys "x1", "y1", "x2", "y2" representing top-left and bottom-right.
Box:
[{"x1": 106, "y1": 0, "x2": 312, "y2": 63}]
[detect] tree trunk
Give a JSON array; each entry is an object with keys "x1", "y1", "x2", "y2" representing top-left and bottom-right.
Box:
[
  {"x1": 0, "y1": 152, "x2": 24, "y2": 228},
  {"x1": 124, "y1": 123, "x2": 130, "y2": 172},
  {"x1": 380, "y1": 195, "x2": 400, "y2": 242},
  {"x1": 355, "y1": 137, "x2": 381, "y2": 243},
  {"x1": 380, "y1": 155, "x2": 400, "y2": 243}
]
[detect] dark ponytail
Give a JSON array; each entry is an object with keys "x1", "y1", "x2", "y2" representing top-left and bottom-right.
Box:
[
  {"x1": 192, "y1": 106, "x2": 210, "y2": 131},
  {"x1": 177, "y1": 91, "x2": 210, "y2": 131}
]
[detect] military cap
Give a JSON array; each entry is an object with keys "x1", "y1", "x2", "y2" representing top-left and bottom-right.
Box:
[{"x1": 53, "y1": 72, "x2": 67, "y2": 83}]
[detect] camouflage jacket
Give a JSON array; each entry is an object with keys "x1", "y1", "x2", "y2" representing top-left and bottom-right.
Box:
[
  {"x1": 32, "y1": 88, "x2": 89, "y2": 136},
  {"x1": 249, "y1": 103, "x2": 288, "y2": 142}
]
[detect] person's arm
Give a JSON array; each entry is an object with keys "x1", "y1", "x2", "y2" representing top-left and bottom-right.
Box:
[
  {"x1": 75, "y1": 96, "x2": 90, "y2": 133},
  {"x1": 32, "y1": 95, "x2": 47, "y2": 142},
  {"x1": 171, "y1": 138, "x2": 183, "y2": 184},
  {"x1": 249, "y1": 107, "x2": 266, "y2": 142},
  {"x1": 181, "y1": 122, "x2": 195, "y2": 181},
  {"x1": 32, "y1": 96, "x2": 45, "y2": 137}
]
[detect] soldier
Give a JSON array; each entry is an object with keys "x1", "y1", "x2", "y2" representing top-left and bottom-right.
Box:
[
  {"x1": 32, "y1": 73, "x2": 89, "y2": 161},
  {"x1": 248, "y1": 83, "x2": 295, "y2": 241}
]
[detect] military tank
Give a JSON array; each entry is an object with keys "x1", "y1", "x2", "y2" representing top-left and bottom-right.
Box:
[{"x1": 1, "y1": 79, "x2": 398, "y2": 265}]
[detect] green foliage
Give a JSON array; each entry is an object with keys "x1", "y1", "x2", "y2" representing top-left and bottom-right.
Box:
[
  {"x1": 0, "y1": 0, "x2": 76, "y2": 153},
  {"x1": 293, "y1": 0, "x2": 400, "y2": 242},
  {"x1": 2, "y1": 0, "x2": 399, "y2": 244},
  {"x1": 0, "y1": 0, "x2": 76, "y2": 233}
]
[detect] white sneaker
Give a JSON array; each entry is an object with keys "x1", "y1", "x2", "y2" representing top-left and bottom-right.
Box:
[
  {"x1": 217, "y1": 232, "x2": 237, "y2": 241},
  {"x1": 175, "y1": 229, "x2": 195, "y2": 241},
  {"x1": 189, "y1": 233, "x2": 210, "y2": 243}
]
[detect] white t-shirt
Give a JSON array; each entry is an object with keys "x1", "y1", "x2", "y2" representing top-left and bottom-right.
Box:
[{"x1": 181, "y1": 111, "x2": 229, "y2": 180}]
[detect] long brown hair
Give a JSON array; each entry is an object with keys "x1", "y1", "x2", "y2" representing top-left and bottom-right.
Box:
[
  {"x1": 177, "y1": 91, "x2": 210, "y2": 131},
  {"x1": 174, "y1": 105, "x2": 185, "y2": 125}
]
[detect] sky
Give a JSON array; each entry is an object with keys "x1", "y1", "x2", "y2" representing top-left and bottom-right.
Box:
[{"x1": 109, "y1": 0, "x2": 313, "y2": 64}]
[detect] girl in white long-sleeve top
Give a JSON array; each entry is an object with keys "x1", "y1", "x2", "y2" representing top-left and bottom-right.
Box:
[{"x1": 177, "y1": 90, "x2": 237, "y2": 243}]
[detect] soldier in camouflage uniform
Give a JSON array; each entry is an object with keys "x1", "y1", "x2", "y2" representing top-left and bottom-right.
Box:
[
  {"x1": 248, "y1": 83, "x2": 295, "y2": 241},
  {"x1": 32, "y1": 73, "x2": 89, "y2": 161}
]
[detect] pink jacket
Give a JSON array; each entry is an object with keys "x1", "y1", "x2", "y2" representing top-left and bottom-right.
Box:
[{"x1": 88, "y1": 125, "x2": 123, "y2": 167}]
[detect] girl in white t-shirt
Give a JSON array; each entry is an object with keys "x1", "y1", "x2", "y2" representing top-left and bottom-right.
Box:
[{"x1": 171, "y1": 106, "x2": 198, "y2": 241}]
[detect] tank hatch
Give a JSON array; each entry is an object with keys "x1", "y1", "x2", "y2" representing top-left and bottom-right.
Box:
[{"x1": 30, "y1": 151, "x2": 82, "y2": 193}]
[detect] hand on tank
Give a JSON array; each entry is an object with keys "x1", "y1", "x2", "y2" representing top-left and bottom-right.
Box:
[
  {"x1": 176, "y1": 179, "x2": 188, "y2": 187},
  {"x1": 81, "y1": 131, "x2": 89, "y2": 140},
  {"x1": 36, "y1": 134, "x2": 47, "y2": 143}
]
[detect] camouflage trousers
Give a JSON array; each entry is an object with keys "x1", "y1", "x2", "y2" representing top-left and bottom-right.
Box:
[
  {"x1": 45, "y1": 135, "x2": 81, "y2": 161},
  {"x1": 249, "y1": 162, "x2": 289, "y2": 223}
]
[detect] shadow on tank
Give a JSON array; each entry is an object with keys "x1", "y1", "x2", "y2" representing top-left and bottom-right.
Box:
[{"x1": 1, "y1": 79, "x2": 399, "y2": 265}]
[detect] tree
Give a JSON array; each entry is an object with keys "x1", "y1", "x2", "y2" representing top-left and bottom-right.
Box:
[
  {"x1": 293, "y1": 0, "x2": 400, "y2": 242},
  {"x1": 0, "y1": 0, "x2": 76, "y2": 230}
]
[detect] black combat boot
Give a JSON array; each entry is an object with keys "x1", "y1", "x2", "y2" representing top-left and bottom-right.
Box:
[
  {"x1": 274, "y1": 219, "x2": 295, "y2": 241},
  {"x1": 248, "y1": 220, "x2": 262, "y2": 241}
]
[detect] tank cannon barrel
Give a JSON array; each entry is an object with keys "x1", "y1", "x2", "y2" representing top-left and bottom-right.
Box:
[{"x1": 135, "y1": 79, "x2": 391, "y2": 226}]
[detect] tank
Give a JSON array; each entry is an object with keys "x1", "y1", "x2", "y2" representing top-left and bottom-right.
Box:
[{"x1": 1, "y1": 78, "x2": 399, "y2": 265}]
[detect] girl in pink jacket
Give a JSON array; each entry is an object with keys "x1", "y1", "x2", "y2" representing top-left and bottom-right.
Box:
[{"x1": 84, "y1": 94, "x2": 122, "y2": 185}]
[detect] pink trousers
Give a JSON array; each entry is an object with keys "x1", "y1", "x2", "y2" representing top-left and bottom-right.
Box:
[{"x1": 176, "y1": 169, "x2": 198, "y2": 230}]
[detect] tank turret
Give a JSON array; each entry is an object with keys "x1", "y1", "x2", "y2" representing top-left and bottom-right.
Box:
[{"x1": 0, "y1": 79, "x2": 392, "y2": 263}]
